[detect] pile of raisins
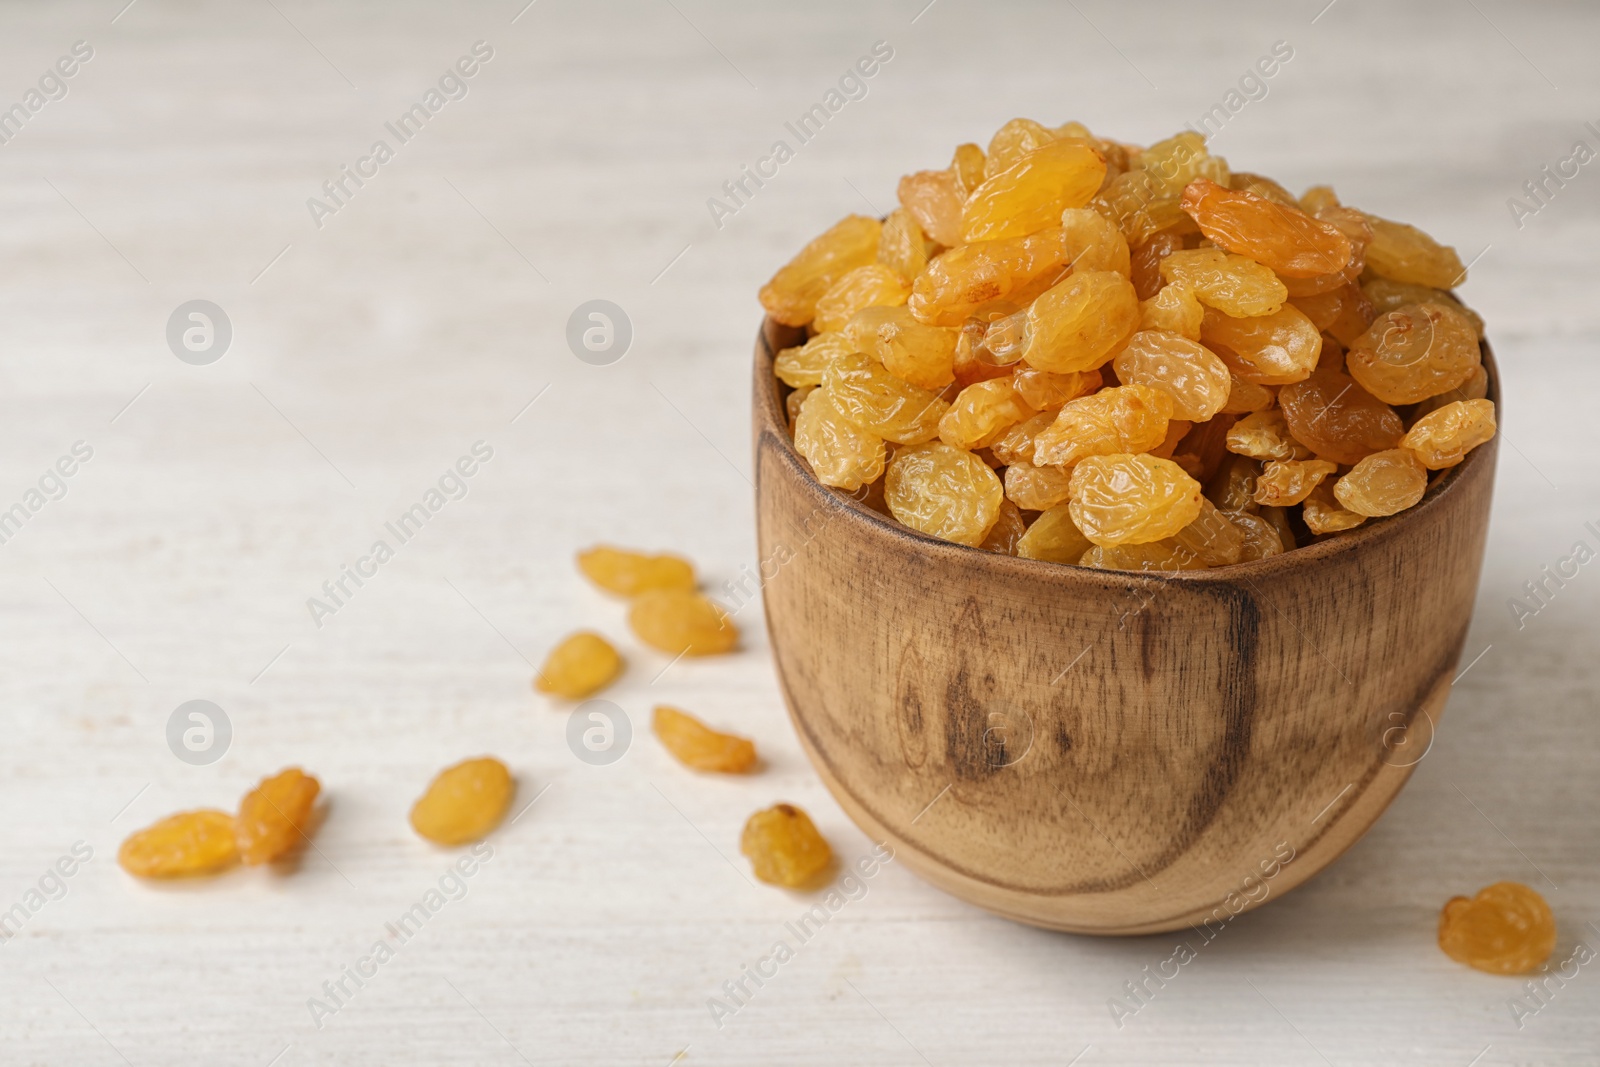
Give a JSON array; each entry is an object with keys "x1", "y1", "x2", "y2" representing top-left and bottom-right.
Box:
[{"x1": 763, "y1": 122, "x2": 1497, "y2": 569}]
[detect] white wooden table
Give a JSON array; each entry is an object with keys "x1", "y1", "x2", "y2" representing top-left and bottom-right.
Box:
[{"x1": 1, "y1": 1, "x2": 1596, "y2": 1063}]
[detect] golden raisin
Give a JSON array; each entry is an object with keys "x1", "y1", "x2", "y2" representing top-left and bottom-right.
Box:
[
  {"x1": 938, "y1": 378, "x2": 1036, "y2": 451},
  {"x1": 1011, "y1": 270, "x2": 1139, "y2": 373},
  {"x1": 1169, "y1": 497, "x2": 1244, "y2": 566},
  {"x1": 793, "y1": 387, "x2": 887, "y2": 491},
  {"x1": 1253, "y1": 459, "x2": 1338, "y2": 507},
  {"x1": 1068, "y1": 453, "x2": 1203, "y2": 547},
  {"x1": 118, "y1": 810, "x2": 238, "y2": 878},
  {"x1": 961, "y1": 138, "x2": 1107, "y2": 242},
  {"x1": 1004, "y1": 460, "x2": 1075, "y2": 511},
  {"x1": 741, "y1": 804, "x2": 833, "y2": 887},
  {"x1": 1230, "y1": 510, "x2": 1285, "y2": 561},
  {"x1": 1201, "y1": 305, "x2": 1321, "y2": 385},
  {"x1": 979, "y1": 498, "x2": 1029, "y2": 555},
  {"x1": 1347, "y1": 302, "x2": 1481, "y2": 405},
  {"x1": 1402, "y1": 399, "x2": 1496, "y2": 469},
  {"x1": 1333, "y1": 449, "x2": 1428, "y2": 517},
  {"x1": 535, "y1": 631, "x2": 624, "y2": 699},
  {"x1": 760, "y1": 215, "x2": 882, "y2": 327},
  {"x1": 1138, "y1": 283, "x2": 1205, "y2": 340},
  {"x1": 812, "y1": 264, "x2": 911, "y2": 334},
  {"x1": 824, "y1": 350, "x2": 949, "y2": 444},
  {"x1": 1438, "y1": 882, "x2": 1556, "y2": 976},
  {"x1": 878, "y1": 207, "x2": 932, "y2": 284},
  {"x1": 984, "y1": 118, "x2": 1058, "y2": 177},
  {"x1": 1206, "y1": 452, "x2": 1260, "y2": 513},
  {"x1": 1362, "y1": 214, "x2": 1465, "y2": 288},
  {"x1": 908, "y1": 227, "x2": 1076, "y2": 326},
  {"x1": 773, "y1": 331, "x2": 853, "y2": 389},
  {"x1": 899, "y1": 167, "x2": 967, "y2": 246},
  {"x1": 628, "y1": 589, "x2": 739, "y2": 656},
  {"x1": 1012, "y1": 366, "x2": 1101, "y2": 410},
  {"x1": 845, "y1": 306, "x2": 959, "y2": 391},
  {"x1": 1112, "y1": 330, "x2": 1231, "y2": 421},
  {"x1": 1160, "y1": 248, "x2": 1287, "y2": 318},
  {"x1": 1301, "y1": 481, "x2": 1366, "y2": 534},
  {"x1": 1180, "y1": 178, "x2": 1352, "y2": 278},
  {"x1": 653, "y1": 706, "x2": 757, "y2": 773},
  {"x1": 1016, "y1": 504, "x2": 1092, "y2": 563},
  {"x1": 885, "y1": 441, "x2": 1003, "y2": 546},
  {"x1": 1080, "y1": 539, "x2": 1209, "y2": 572},
  {"x1": 1225, "y1": 409, "x2": 1312, "y2": 461},
  {"x1": 1219, "y1": 373, "x2": 1275, "y2": 414},
  {"x1": 1278, "y1": 370, "x2": 1403, "y2": 465},
  {"x1": 577, "y1": 546, "x2": 696, "y2": 597},
  {"x1": 988, "y1": 410, "x2": 1057, "y2": 466},
  {"x1": 1031, "y1": 384, "x2": 1174, "y2": 468},
  {"x1": 1362, "y1": 277, "x2": 1483, "y2": 336},
  {"x1": 237, "y1": 768, "x2": 321, "y2": 866},
  {"x1": 410, "y1": 757, "x2": 514, "y2": 846}
]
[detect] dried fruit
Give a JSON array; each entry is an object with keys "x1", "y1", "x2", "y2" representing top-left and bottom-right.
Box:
[
  {"x1": 1226, "y1": 409, "x2": 1312, "y2": 461},
  {"x1": 741, "y1": 804, "x2": 833, "y2": 887},
  {"x1": 1068, "y1": 453, "x2": 1203, "y2": 547},
  {"x1": 536, "y1": 631, "x2": 624, "y2": 699},
  {"x1": 845, "y1": 306, "x2": 960, "y2": 391},
  {"x1": 1363, "y1": 214, "x2": 1465, "y2": 288},
  {"x1": 410, "y1": 757, "x2": 514, "y2": 846},
  {"x1": 1401, "y1": 399, "x2": 1496, "y2": 469},
  {"x1": 1139, "y1": 283, "x2": 1204, "y2": 340},
  {"x1": 988, "y1": 410, "x2": 1057, "y2": 466},
  {"x1": 825, "y1": 350, "x2": 950, "y2": 444},
  {"x1": 1012, "y1": 367, "x2": 1100, "y2": 410},
  {"x1": 812, "y1": 265, "x2": 911, "y2": 334},
  {"x1": 1160, "y1": 248, "x2": 1287, "y2": 318},
  {"x1": 653, "y1": 706, "x2": 757, "y2": 773},
  {"x1": 1254, "y1": 459, "x2": 1339, "y2": 507},
  {"x1": 1165, "y1": 496, "x2": 1244, "y2": 566},
  {"x1": 1333, "y1": 449, "x2": 1427, "y2": 517},
  {"x1": 577, "y1": 546, "x2": 696, "y2": 597},
  {"x1": 885, "y1": 441, "x2": 1003, "y2": 546},
  {"x1": 1362, "y1": 277, "x2": 1483, "y2": 336},
  {"x1": 1112, "y1": 330, "x2": 1231, "y2": 421},
  {"x1": 1004, "y1": 460, "x2": 1075, "y2": 510},
  {"x1": 1230, "y1": 510, "x2": 1285, "y2": 561},
  {"x1": 1201, "y1": 305, "x2": 1321, "y2": 385},
  {"x1": 898, "y1": 168, "x2": 965, "y2": 246},
  {"x1": 1301, "y1": 481, "x2": 1366, "y2": 534},
  {"x1": 119, "y1": 810, "x2": 239, "y2": 878},
  {"x1": 764, "y1": 122, "x2": 1491, "y2": 558},
  {"x1": 793, "y1": 388, "x2": 887, "y2": 491},
  {"x1": 1032, "y1": 384, "x2": 1174, "y2": 468},
  {"x1": 979, "y1": 498, "x2": 1029, "y2": 555},
  {"x1": 1347, "y1": 302, "x2": 1481, "y2": 405},
  {"x1": 628, "y1": 589, "x2": 739, "y2": 656},
  {"x1": 1016, "y1": 504, "x2": 1092, "y2": 563},
  {"x1": 909, "y1": 227, "x2": 1076, "y2": 326},
  {"x1": 939, "y1": 378, "x2": 1036, "y2": 451},
  {"x1": 1080, "y1": 539, "x2": 1209, "y2": 572},
  {"x1": 878, "y1": 207, "x2": 932, "y2": 284},
  {"x1": 1438, "y1": 882, "x2": 1556, "y2": 976},
  {"x1": 237, "y1": 768, "x2": 321, "y2": 865},
  {"x1": 774, "y1": 331, "x2": 852, "y2": 388},
  {"x1": 1009, "y1": 270, "x2": 1140, "y2": 373},
  {"x1": 760, "y1": 215, "x2": 881, "y2": 326},
  {"x1": 962, "y1": 139, "x2": 1107, "y2": 242},
  {"x1": 1278, "y1": 370, "x2": 1403, "y2": 465},
  {"x1": 1181, "y1": 178, "x2": 1352, "y2": 278}
]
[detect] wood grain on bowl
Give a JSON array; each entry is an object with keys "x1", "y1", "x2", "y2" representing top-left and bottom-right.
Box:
[{"x1": 752, "y1": 316, "x2": 1499, "y2": 935}]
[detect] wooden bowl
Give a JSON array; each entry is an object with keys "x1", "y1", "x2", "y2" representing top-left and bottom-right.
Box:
[{"x1": 752, "y1": 316, "x2": 1499, "y2": 935}]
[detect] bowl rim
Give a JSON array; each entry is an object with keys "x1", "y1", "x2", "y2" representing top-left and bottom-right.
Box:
[{"x1": 754, "y1": 315, "x2": 1500, "y2": 583}]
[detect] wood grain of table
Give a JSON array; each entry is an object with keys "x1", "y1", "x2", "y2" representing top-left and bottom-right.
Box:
[{"x1": 0, "y1": 1, "x2": 1596, "y2": 1064}]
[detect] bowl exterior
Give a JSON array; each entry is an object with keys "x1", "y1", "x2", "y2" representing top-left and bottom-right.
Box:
[{"x1": 753, "y1": 318, "x2": 1498, "y2": 935}]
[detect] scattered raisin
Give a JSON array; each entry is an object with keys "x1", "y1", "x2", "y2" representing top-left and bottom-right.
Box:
[
  {"x1": 410, "y1": 757, "x2": 514, "y2": 846},
  {"x1": 653, "y1": 706, "x2": 757, "y2": 773},
  {"x1": 741, "y1": 804, "x2": 833, "y2": 886},
  {"x1": 1438, "y1": 882, "x2": 1556, "y2": 976}
]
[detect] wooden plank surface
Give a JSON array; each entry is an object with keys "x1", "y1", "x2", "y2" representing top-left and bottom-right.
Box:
[{"x1": 0, "y1": 1, "x2": 1595, "y2": 1063}]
